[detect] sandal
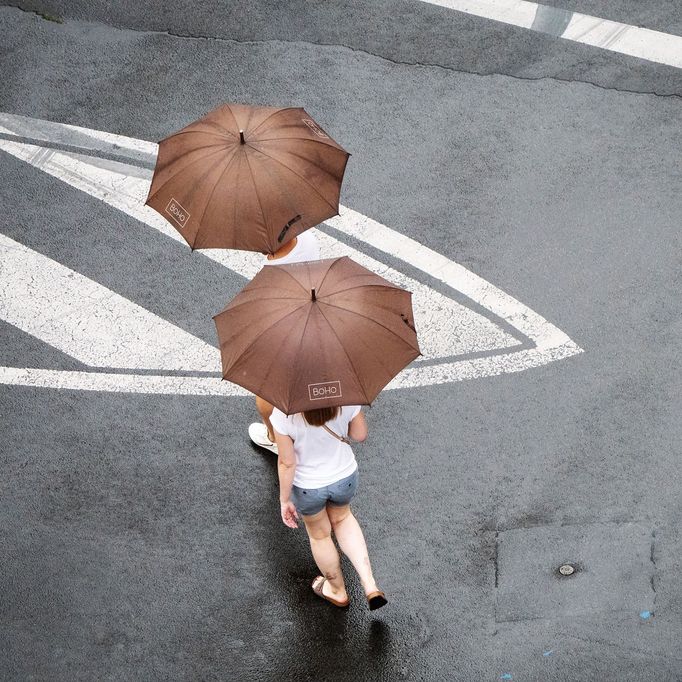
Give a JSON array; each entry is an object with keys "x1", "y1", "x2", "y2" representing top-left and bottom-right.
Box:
[
  {"x1": 311, "y1": 576, "x2": 350, "y2": 608},
  {"x1": 366, "y1": 590, "x2": 388, "y2": 611}
]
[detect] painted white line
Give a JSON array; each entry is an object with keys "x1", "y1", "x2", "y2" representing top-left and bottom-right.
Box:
[
  {"x1": 0, "y1": 234, "x2": 220, "y2": 371},
  {"x1": 0, "y1": 366, "x2": 248, "y2": 396},
  {"x1": 326, "y1": 209, "x2": 569, "y2": 350},
  {"x1": 0, "y1": 132, "x2": 519, "y2": 362},
  {"x1": 422, "y1": 0, "x2": 682, "y2": 69},
  {"x1": 0, "y1": 113, "x2": 583, "y2": 395}
]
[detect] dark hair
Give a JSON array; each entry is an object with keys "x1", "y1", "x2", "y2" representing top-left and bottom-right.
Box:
[{"x1": 303, "y1": 406, "x2": 340, "y2": 427}]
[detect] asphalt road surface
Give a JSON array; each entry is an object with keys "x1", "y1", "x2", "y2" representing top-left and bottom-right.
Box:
[{"x1": 1, "y1": 2, "x2": 681, "y2": 680}]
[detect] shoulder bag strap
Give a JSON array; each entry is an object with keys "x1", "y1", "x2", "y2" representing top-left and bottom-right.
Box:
[{"x1": 321, "y1": 423, "x2": 352, "y2": 445}]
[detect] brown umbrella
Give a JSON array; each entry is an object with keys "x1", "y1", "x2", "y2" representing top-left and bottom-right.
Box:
[
  {"x1": 213, "y1": 257, "x2": 421, "y2": 415},
  {"x1": 145, "y1": 103, "x2": 350, "y2": 254}
]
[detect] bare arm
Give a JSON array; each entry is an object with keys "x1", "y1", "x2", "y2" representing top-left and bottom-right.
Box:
[
  {"x1": 348, "y1": 411, "x2": 368, "y2": 442},
  {"x1": 274, "y1": 429, "x2": 299, "y2": 528}
]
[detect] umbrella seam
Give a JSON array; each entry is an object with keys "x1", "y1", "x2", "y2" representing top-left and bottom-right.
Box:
[
  {"x1": 223, "y1": 304, "x2": 310, "y2": 407},
  {"x1": 244, "y1": 143, "x2": 340, "y2": 215},
  {"x1": 254, "y1": 135, "x2": 348, "y2": 154},
  {"x1": 222, "y1": 104, "x2": 243, "y2": 137},
  {"x1": 253, "y1": 142, "x2": 348, "y2": 206},
  {"x1": 266, "y1": 261, "x2": 319, "y2": 294},
  {"x1": 315, "y1": 304, "x2": 371, "y2": 406},
  {"x1": 318, "y1": 281, "x2": 404, "y2": 297},
  {"x1": 159, "y1": 124, "x2": 235, "y2": 142},
  {"x1": 314, "y1": 256, "x2": 346, "y2": 296},
  {"x1": 242, "y1": 147, "x2": 272, "y2": 247},
  {"x1": 193, "y1": 146, "x2": 243, "y2": 246},
  {"x1": 215, "y1": 295, "x2": 307, "y2": 318},
  {"x1": 249, "y1": 107, "x2": 303, "y2": 136},
  {"x1": 147, "y1": 144, "x2": 232, "y2": 202},
  {"x1": 317, "y1": 301, "x2": 421, "y2": 351},
  {"x1": 318, "y1": 302, "x2": 417, "y2": 389}
]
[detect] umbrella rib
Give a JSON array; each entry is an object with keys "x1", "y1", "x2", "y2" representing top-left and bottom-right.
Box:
[
  {"x1": 215, "y1": 295, "x2": 307, "y2": 318},
  {"x1": 319, "y1": 304, "x2": 415, "y2": 385},
  {"x1": 256, "y1": 134, "x2": 348, "y2": 154},
  {"x1": 226, "y1": 303, "x2": 310, "y2": 390},
  {"x1": 147, "y1": 144, "x2": 232, "y2": 201},
  {"x1": 242, "y1": 148, "x2": 272, "y2": 242},
  {"x1": 195, "y1": 145, "x2": 243, "y2": 236},
  {"x1": 245, "y1": 144, "x2": 339, "y2": 214},
  {"x1": 319, "y1": 301, "x2": 420, "y2": 350},
  {"x1": 320, "y1": 282, "x2": 402, "y2": 297},
  {"x1": 249, "y1": 107, "x2": 300, "y2": 136},
  {"x1": 315, "y1": 305, "x2": 371, "y2": 405},
  {"x1": 222, "y1": 104, "x2": 242, "y2": 136},
  {"x1": 161, "y1": 124, "x2": 235, "y2": 142}
]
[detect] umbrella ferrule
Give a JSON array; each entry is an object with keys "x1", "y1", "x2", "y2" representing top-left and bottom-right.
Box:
[
  {"x1": 239, "y1": 130, "x2": 245, "y2": 144},
  {"x1": 311, "y1": 288, "x2": 317, "y2": 302}
]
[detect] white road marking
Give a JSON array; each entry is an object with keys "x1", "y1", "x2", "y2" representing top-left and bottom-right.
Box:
[
  {"x1": 0, "y1": 113, "x2": 582, "y2": 394},
  {"x1": 0, "y1": 234, "x2": 220, "y2": 371},
  {"x1": 0, "y1": 124, "x2": 519, "y2": 361},
  {"x1": 422, "y1": 0, "x2": 682, "y2": 69}
]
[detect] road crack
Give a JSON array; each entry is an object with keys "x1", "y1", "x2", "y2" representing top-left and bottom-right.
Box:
[{"x1": 4, "y1": 3, "x2": 682, "y2": 99}]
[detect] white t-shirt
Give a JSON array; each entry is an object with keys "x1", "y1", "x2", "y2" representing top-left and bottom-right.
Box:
[
  {"x1": 263, "y1": 230, "x2": 320, "y2": 265},
  {"x1": 270, "y1": 405, "x2": 361, "y2": 488}
]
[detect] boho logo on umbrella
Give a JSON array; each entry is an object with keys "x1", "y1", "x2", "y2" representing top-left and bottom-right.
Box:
[
  {"x1": 165, "y1": 197, "x2": 190, "y2": 229},
  {"x1": 213, "y1": 257, "x2": 421, "y2": 415},
  {"x1": 146, "y1": 103, "x2": 350, "y2": 254},
  {"x1": 308, "y1": 381, "x2": 342, "y2": 400}
]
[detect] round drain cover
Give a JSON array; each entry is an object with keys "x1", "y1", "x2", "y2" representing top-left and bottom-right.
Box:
[{"x1": 558, "y1": 563, "x2": 576, "y2": 576}]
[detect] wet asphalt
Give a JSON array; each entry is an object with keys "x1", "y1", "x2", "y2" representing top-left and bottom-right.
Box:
[{"x1": 1, "y1": 2, "x2": 681, "y2": 680}]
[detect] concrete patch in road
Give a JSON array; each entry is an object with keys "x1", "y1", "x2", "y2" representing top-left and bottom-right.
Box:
[{"x1": 495, "y1": 522, "x2": 655, "y2": 622}]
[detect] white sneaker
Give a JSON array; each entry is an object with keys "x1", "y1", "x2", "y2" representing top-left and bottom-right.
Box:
[{"x1": 248, "y1": 423, "x2": 279, "y2": 455}]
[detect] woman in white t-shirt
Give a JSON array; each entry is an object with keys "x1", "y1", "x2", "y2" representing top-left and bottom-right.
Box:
[
  {"x1": 248, "y1": 230, "x2": 321, "y2": 455},
  {"x1": 270, "y1": 404, "x2": 388, "y2": 610}
]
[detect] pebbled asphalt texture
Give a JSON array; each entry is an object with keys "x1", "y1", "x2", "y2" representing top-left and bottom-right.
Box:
[{"x1": 1, "y1": 2, "x2": 681, "y2": 680}]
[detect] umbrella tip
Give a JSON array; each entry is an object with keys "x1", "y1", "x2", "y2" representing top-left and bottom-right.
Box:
[
  {"x1": 311, "y1": 288, "x2": 317, "y2": 302},
  {"x1": 239, "y1": 129, "x2": 245, "y2": 144}
]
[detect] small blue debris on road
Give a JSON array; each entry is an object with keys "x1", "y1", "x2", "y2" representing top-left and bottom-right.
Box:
[
  {"x1": 543, "y1": 650, "x2": 554, "y2": 656},
  {"x1": 640, "y1": 611, "x2": 652, "y2": 620},
  {"x1": 500, "y1": 674, "x2": 513, "y2": 680}
]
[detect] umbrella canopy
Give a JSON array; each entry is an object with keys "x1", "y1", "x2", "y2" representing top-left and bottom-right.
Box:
[
  {"x1": 146, "y1": 103, "x2": 350, "y2": 254},
  {"x1": 213, "y1": 257, "x2": 421, "y2": 414}
]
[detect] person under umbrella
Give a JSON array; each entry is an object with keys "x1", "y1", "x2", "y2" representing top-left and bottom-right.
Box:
[
  {"x1": 145, "y1": 102, "x2": 349, "y2": 254},
  {"x1": 213, "y1": 257, "x2": 420, "y2": 609},
  {"x1": 249, "y1": 229, "x2": 320, "y2": 455},
  {"x1": 146, "y1": 102, "x2": 348, "y2": 453}
]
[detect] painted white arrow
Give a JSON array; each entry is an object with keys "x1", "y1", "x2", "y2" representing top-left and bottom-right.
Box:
[{"x1": 0, "y1": 113, "x2": 581, "y2": 395}]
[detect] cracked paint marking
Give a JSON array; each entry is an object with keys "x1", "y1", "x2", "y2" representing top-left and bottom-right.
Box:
[{"x1": 422, "y1": 0, "x2": 682, "y2": 69}]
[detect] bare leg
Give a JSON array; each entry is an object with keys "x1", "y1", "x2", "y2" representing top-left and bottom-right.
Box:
[
  {"x1": 255, "y1": 395, "x2": 275, "y2": 442},
  {"x1": 327, "y1": 504, "x2": 379, "y2": 595},
  {"x1": 302, "y1": 508, "x2": 348, "y2": 601}
]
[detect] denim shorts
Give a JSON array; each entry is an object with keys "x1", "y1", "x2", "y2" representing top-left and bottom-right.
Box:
[{"x1": 291, "y1": 470, "x2": 359, "y2": 516}]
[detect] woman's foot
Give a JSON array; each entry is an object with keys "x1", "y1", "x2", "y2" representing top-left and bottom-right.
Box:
[
  {"x1": 366, "y1": 589, "x2": 388, "y2": 610},
  {"x1": 312, "y1": 576, "x2": 349, "y2": 607}
]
